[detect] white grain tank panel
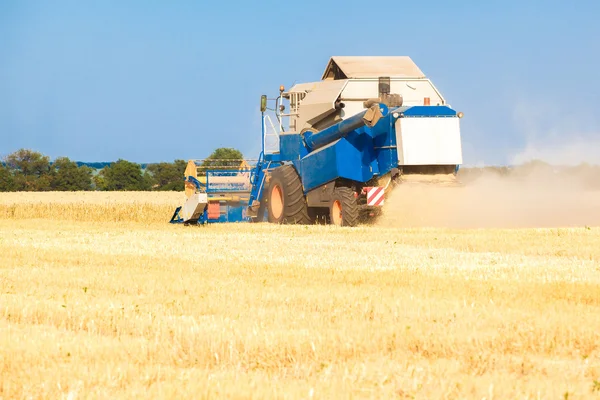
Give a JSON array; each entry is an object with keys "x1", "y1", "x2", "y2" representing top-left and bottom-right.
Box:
[
  {"x1": 339, "y1": 101, "x2": 367, "y2": 121},
  {"x1": 287, "y1": 81, "x2": 321, "y2": 93},
  {"x1": 341, "y1": 80, "x2": 444, "y2": 105},
  {"x1": 392, "y1": 80, "x2": 444, "y2": 106},
  {"x1": 339, "y1": 79, "x2": 445, "y2": 120},
  {"x1": 396, "y1": 118, "x2": 463, "y2": 165}
]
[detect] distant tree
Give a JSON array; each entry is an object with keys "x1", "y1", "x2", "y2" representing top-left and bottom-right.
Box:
[
  {"x1": 50, "y1": 157, "x2": 93, "y2": 191},
  {"x1": 146, "y1": 159, "x2": 187, "y2": 191},
  {"x1": 201, "y1": 148, "x2": 244, "y2": 168},
  {"x1": 0, "y1": 162, "x2": 16, "y2": 191},
  {"x1": 95, "y1": 159, "x2": 151, "y2": 191},
  {"x1": 5, "y1": 149, "x2": 52, "y2": 191},
  {"x1": 78, "y1": 161, "x2": 111, "y2": 170},
  {"x1": 92, "y1": 174, "x2": 105, "y2": 190}
]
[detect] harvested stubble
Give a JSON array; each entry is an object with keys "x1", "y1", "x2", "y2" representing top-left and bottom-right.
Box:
[{"x1": 1, "y1": 192, "x2": 600, "y2": 399}]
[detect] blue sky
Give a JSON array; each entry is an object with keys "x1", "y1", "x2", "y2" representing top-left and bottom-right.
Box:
[{"x1": 1, "y1": 1, "x2": 599, "y2": 165}]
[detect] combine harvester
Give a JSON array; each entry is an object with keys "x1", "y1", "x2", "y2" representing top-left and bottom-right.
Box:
[{"x1": 171, "y1": 56, "x2": 464, "y2": 227}]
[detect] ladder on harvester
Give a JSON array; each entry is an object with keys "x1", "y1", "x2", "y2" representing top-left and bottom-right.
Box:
[{"x1": 246, "y1": 113, "x2": 282, "y2": 221}]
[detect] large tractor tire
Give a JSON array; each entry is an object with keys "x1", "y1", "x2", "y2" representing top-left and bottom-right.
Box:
[
  {"x1": 329, "y1": 187, "x2": 359, "y2": 227},
  {"x1": 267, "y1": 165, "x2": 312, "y2": 224}
]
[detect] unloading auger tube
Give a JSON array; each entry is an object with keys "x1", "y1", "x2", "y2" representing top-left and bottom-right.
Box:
[{"x1": 302, "y1": 103, "x2": 387, "y2": 151}]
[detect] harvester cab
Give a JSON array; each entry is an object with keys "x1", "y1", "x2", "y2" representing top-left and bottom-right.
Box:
[{"x1": 171, "y1": 56, "x2": 464, "y2": 227}]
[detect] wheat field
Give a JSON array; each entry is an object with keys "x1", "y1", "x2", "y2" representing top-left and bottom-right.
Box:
[{"x1": 1, "y1": 192, "x2": 600, "y2": 399}]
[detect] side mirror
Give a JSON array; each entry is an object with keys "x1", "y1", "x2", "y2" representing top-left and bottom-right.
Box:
[{"x1": 260, "y1": 95, "x2": 267, "y2": 113}]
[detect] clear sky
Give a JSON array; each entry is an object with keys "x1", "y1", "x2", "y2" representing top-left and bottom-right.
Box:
[{"x1": 1, "y1": 1, "x2": 599, "y2": 166}]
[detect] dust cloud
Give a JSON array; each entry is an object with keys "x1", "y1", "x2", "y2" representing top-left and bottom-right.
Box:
[{"x1": 377, "y1": 169, "x2": 600, "y2": 229}]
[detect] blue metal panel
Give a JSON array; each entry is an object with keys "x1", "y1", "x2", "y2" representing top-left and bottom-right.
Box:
[
  {"x1": 399, "y1": 105, "x2": 457, "y2": 117},
  {"x1": 279, "y1": 134, "x2": 307, "y2": 161},
  {"x1": 299, "y1": 137, "x2": 376, "y2": 192},
  {"x1": 227, "y1": 204, "x2": 248, "y2": 222},
  {"x1": 344, "y1": 127, "x2": 379, "y2": 178},
  {"x1": 335, "y1": 138, "x2": 373, "y2": 182},
  {"x1": 206, "y1": 203, "x2": 250, "y2": 223},
  {"x1": 264, "y1": 153, "x2": 281, "y2": 162},
  {"x1": 299, "y1": 141, "x2": 340, "y2": 191},
  {"x1": 371, "y1": 114, "x2": 398, "y2": 176}
]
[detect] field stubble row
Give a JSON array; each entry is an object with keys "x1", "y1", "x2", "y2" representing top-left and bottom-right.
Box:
[{"x1": 1, "y1": 192, "x2": 600, "y2": 399}]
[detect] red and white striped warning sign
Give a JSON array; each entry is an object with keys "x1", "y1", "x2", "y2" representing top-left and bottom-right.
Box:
[{"x1": 366, "y1": 186, "x2": 385, "y2": 206}]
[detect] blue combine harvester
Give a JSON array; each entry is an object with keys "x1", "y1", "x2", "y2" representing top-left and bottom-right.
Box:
[{"x1": 170, "y1": 56, "x2": 464, "y2": 226}]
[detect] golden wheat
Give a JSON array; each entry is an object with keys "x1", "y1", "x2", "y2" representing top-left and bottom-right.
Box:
[
  {"x1": 0, "y1": 191, "x2": 183, "y2": 223},
  {"x1": 1, "y1": 192, "x2": 599, "y2": 399}
]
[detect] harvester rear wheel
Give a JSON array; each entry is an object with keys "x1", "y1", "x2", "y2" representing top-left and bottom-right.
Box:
[
  {"x1": 267, "y1": 165, "x2": 312, "y2": 224},
  {"x1": 329, "y1": 187, "x2": 359, "y2": 227}
]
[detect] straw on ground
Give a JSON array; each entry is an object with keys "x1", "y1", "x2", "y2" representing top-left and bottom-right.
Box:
[{"x1": 1, "y1": 192, "x2": 599, "y2": 399}]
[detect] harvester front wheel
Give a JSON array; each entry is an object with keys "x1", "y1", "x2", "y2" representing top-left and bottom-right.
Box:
[
  {"x1": 329, "y1": 187, "x2": 359, "y2": 227},
  {"x1": 267, "y1": 165, "x2": 312, "y2": 224}
]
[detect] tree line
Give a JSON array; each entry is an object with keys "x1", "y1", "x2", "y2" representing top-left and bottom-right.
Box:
[
  {"x1": 0, "y1": 148, "x2": 243, "y2": 192},
  {"x1": 1, "y1": 148, "x2": 599, "y2": 192}
]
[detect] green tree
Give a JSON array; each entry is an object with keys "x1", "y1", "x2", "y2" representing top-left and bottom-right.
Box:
[
  {"x1": 0, "y1": 162, "x2": 16, "y2": 191},
  {"x1": 201, "y1": 148, "x2": 244, "y2": 168},
  {"x1": 146, "y1": 159, "x2": 187, "y2": 191},
  {"x1": 50, "y1": 157, "x2": 93, "y2": 191},
  {"x1": 95, "y1": 159, "x2": 151, "y2": 191},
  {"x1": 5, "y1": 149, "x2": 52, "y2": 191}
]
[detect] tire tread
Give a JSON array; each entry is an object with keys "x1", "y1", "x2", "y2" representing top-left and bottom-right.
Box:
[
  {"x1": 332, "y1": 187, "x2": 359, "y2": 227},
  {"x1": 269, "y1": 165, "x2": 312, "y2": 224}
]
